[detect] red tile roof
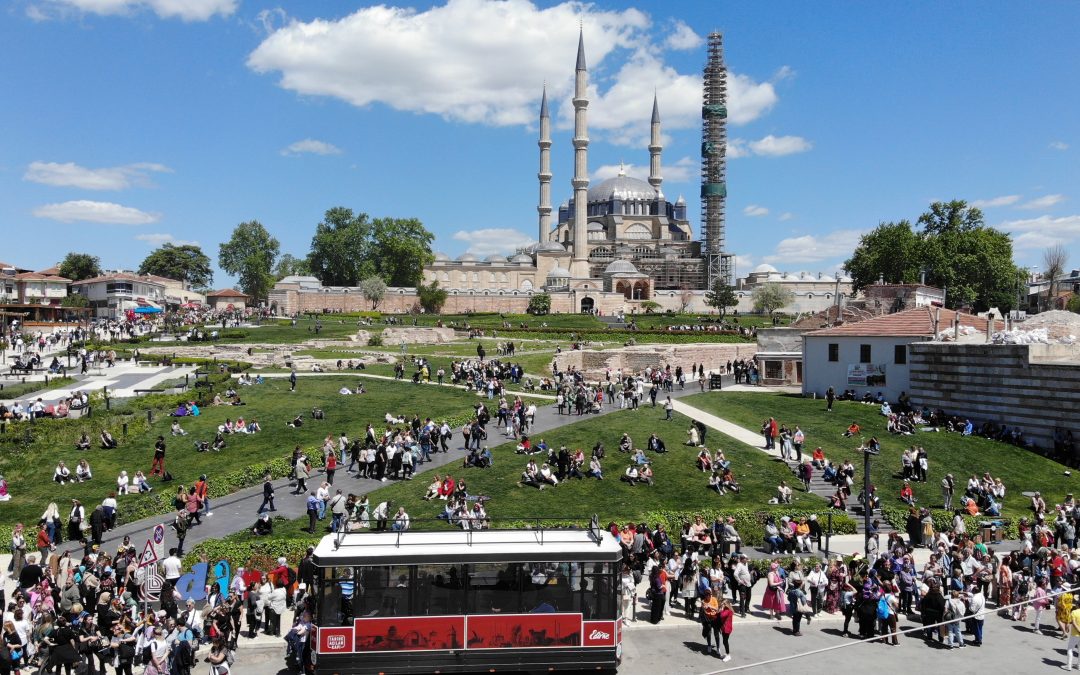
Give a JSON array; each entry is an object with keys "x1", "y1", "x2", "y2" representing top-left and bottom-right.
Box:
[
  {"x1": 14, "y1": 272, "x2": 71, "y2": 282},
  {"x1": 805, "y1": 307, "x2": 1001, "y2": 337},
  {"x1": 206, "y1": 288, "x2": 250, "y2": 298},
  {"x1": 35, "y1": 266, "x2": 61, "y2": 275}
]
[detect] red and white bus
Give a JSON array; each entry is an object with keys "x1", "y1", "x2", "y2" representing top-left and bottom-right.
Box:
[{"x1": 310, "y1": 524, "x2": 624, "y2": 674}]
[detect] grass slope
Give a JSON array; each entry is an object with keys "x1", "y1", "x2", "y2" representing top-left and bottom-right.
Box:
[
  {"x1": 685, "y1": 391, "x2": 1074, "y2": 518},
  {"x1": 0, "y1": 376, "x2": 490, "y2": 527},
  {"x1": 261, "y1": 407, "x2": 826, "y2": 541}
]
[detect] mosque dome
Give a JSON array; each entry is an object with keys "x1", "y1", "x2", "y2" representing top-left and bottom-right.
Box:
[
  {"x1": 587, "y1": 170, "x2": 657, "y2": 203},
  {"x1": 753, "y1": 263, "x2": 778, "y2": 274},
  {"x1": 456, "y1": 253, "x2": 477, "y2": 262},
  {"x1": 433, "y1": 252, "x2": 450, "y2": 261},
  {"x1": 535, "y1": 241, "x2": 566, "y2": 253},
  {"x1": 484, "y1": 254, "x2": 507, "y2": 263},
  {"x1": 604, "y1": 260, "x2": 639, "y2": 275},
  {"x1": 509, "y1": 253, "x2": 533, "y2": 264},
  {"x1": 547, "y1": 266, "x2": 570, "y2": 278}
]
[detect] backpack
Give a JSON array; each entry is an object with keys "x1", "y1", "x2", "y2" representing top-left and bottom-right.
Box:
[
  {"x1": 876, "y1": 595, "x2": 891, "y2": 620},
  {"x1": 285, "y1": 567, "x2": 297, "y2": 586}
]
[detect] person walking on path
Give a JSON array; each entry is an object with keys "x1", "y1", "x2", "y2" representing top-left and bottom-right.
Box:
[
  {"x1": 700, "y1": 587, "x2": 721, "y2": 655},
  {"x1": 289, "y1": 368, "x2": 297, "y2": 392},
  {"x1": 293, "y1": 452, "x2": 310, "y2": 494},
  {"x1": 194, "y1": 474, "x2": 212, "y2": 517},
  {"x1": 258, "y1": 474, "x2": 276, "y2": 513},
  {"x1": 305, "y1": 491, "x2": 320, "y2": 534},
  {"x1": 1066, "y1": 594, "x2": 1080, "y2": 671},
  {"x1": 172, "y1": 509, "x2": 189, "y2": 556},
  {"x1": 664, "y1": 396, "x2": 673, "y2": 421}
]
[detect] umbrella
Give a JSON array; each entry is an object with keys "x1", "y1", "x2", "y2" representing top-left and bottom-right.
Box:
[{"x1": 134, "y1": 306, "x2": 163, "y2": 314}]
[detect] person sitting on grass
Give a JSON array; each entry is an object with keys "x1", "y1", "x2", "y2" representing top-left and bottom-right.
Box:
[
  {"x1": 423, "y1": 475, "x2": 443, "y2": 500},
  {"x1": 134, "y1": 470, "x2": 152, "y2": 493},
  {"x1": 171, "y1": 420, "x2": 187, "y2": 436},
  {"x1": 587, "y1": 456, "x2": 603, "y2": 480},
  {"x1": 686, "y1": 425, "x2": 701, "y2": 447},
  {"x1": 720, "y1": 467, "x2": 741, "y2": 494},
  {"x1": 76, "y1": 459, "x2": 93, "y2": 483},
  {"x1": 54, "y1": 461, "x2": 74, "y2": 485},
  {"x1": 287, "y1": 414, "x2": 304, "y2": 428},
  {"x1": 963, "y1": 496, "x2": 980, "y2": 516},
  {"x1": 632, "y1": 448, "x2": 650, "y2": 467},
  {"x1": 709, "y1": 471, "x2": 725, "y2": 494},
  {"x1": 438, "y1": 475, "x2": 456, "y2": 499},
  {"x1": 984, "y1": 494, "x2": 1001, "y2": 517},
  {"x1": 843, "y1": 422, "x2": 861, "y2": 437},
  {"x1": 519, "y1": 462, "x2": 543, "y2": 489},
  {"x1": 538, "y1": 463, "x2": 559, "y2": 487},
  {"x1": 515, "y1": 435, "x2": 534, "y2": 455},
  {"x1": 252, "y1": 513, "x2": 273, "y2": 536},
  {"x1": 622, "y1": 464, "x2": 641, "y2": 486},
  {"x1": 619, "y1": 433, "x2": 633, "y2": 453},
  {"x1": 75, "y1": 432, "x2": 92, "y2": 451},
  {"x1": 696, "y1": 448, "x2": 713, "y2": 473},
  {"x1": 100, "y1": 430, "x2": 118, "y2": 449},
  {"x1": 900, "y1": 480, "x2": 917, "y2": 506},
  {"x1": 776, "y1": 481, "x2": 793, "y2": 504}
]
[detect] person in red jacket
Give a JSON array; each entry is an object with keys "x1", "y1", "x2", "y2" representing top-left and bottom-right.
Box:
[{"x1": 717, "y1": 598, "x2": 734, "y2": 662}]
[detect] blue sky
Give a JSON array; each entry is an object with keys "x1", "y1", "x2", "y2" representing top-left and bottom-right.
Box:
[{"x1": 3, "y1": 0, "x2": 1079, "y2": 286}]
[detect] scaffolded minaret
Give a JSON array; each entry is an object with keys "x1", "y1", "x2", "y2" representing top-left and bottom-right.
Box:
[
  {"x1": 537, "y1": 86, "x2": 553, "y2": 243},
  {"x1": 570, "y1": 28, "x2": 590, "y2": 277},
  {"x1": 701, "y1": 32, "x2": 734, "y2": 287}
]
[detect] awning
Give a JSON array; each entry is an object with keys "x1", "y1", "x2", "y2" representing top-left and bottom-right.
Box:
[{"x1": 134, "y1": 306, "x2": 163, "y2": 314}]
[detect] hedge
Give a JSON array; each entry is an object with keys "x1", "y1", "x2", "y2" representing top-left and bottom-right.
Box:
[{"x1": 184, "y1": 508, "x2": 858, "y2": 570}]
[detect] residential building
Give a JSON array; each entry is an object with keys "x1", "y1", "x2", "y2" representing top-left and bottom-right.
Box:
[
  {"x1": 71, "y1": 272, "x2": 166, "y2": 318},
  {"x1": 205, "y1": 288, "x2": 250, "y2": 310}
]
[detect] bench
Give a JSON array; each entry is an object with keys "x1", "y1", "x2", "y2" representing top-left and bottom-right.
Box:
[{"x1": 133, "y1": 388, "x2": 165, "y2": 395}]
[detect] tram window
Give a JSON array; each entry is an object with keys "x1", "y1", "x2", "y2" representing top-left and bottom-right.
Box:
[
  {"x1": 320, "y1": 567, "x2": 357, "y2": 627},
  {"x1": 355, "y1": 566, "x2": 411, "y2": 617},
  {"x1": 414, "y1": 564, "x2": 466, "y2": 616},
  {"x1": 469, "y1": 563, "x2": 527, "y2": 614},
  {"x1": 525, "y1": 562, "x2": 574, "y2": 613},
  {"x1": 581, "y1": 563, "x2": 616, "y2": 619}
]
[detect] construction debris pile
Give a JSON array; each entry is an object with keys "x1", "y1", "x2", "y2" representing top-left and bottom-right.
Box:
[{"x1": 993, "y1": 310, "x2": 1080, "y2": 345}]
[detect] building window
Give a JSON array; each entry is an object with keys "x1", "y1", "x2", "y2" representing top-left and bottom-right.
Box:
[
  {"x1": 860, "y1": 344, "x2": 872, "y2": 363},
  {"x1": 764, "y1": 360, "x2": 783, "y2": 380},
  {"x1": 828, "y1": 344, "x2": 838, "y2": 362},
  {"x1": 894, "y1": 344, "x2": 907, "y2": 364}
]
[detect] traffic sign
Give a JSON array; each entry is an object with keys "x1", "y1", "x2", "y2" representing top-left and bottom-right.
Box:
[
  {"x1": 151, "y1": 524, "x2": 166, "y2": 560},
  {"x1": 138, "y1": 539, "x2": 158, "y2": 568}
]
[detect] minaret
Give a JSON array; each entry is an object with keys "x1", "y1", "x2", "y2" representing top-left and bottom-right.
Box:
[
  {"x1": 537, "y1": 86, "x2": 553, "y2": 243},
  {"x1": 570, "y1": 27, "x2": 590, "y2": 275},
  {"x1": 648, "y1": 93, "x2": 663, "y2": 197}
]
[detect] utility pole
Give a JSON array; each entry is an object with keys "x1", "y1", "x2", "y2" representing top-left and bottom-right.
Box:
[{"x1": 862, "y1": 444, "x2": 878, "y2": 556}]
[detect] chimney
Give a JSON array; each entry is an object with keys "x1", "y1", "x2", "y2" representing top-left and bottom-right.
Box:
[
  {"x1": 986, "y1": 315, "x2": 992, "y2": 343},
  {"x1": 933, "y1": 308, "x2": 940, "y2": 337},
  {"x1": 953, "y1": 312, "x2": 960, "y2": 340}
]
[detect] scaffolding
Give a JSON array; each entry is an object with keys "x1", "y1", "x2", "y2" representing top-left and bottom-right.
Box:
[{"x1": 700, "y1": 32, "x2": 733, "y2": 289}]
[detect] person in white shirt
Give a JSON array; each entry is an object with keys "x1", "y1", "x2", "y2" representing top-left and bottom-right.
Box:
[
  {"x1": 53, "y1": 461, "x2": 73, "y2": 485},
  {"x1": 160, "y1": 549, "x2": 183, "y2": 584},
  {"x1": 806, "y1": 563, "x2": 828, "y2": 614},
  {"x1": 392, "y1": 506, "x2": 410, "y2": 532}
]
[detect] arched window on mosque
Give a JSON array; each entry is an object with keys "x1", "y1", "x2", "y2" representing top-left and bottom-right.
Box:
[
  {"x1": 489, "y1": 272, "x2": 497, "y2": 284},
  {"x1": 521, "y1": 279, "x2": 534, "y2": 291},
  {"x1": 624, "y1": 223, "x2": 651, "y2": 240},
  {"x1": 440, "y1": 272, "x2": 450, "y2": 283},
  {"x1": 590, "y1": 247, "x2": 613, "y2": 259}
]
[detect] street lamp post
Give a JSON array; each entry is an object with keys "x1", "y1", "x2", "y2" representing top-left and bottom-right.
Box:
[{"x1": 862, "y1": 444, "x2": 879, "y2": 556}]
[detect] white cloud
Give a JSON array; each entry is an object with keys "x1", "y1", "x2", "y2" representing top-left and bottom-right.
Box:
[
  {"x1": 778, "y1": 212, "x2": 794, "y2": 221},
  {"x1": 970, "y1": 194, "x2": 1021, "y2": 208},
  {"x1": 452, "y1": 227, "x2": 535, "y2": 256},
  {"x1": 1018, "y1": 194, "x2": 1066, "y2": 210},
  {"x1": 664, "y1": 20, "x2": 702, "y2": 50},
  {"x1": 248, "y1": 0, "x2": 784, "y2": 145},
  {"x1": 1050, "y1": 141, "x2": 1069, "y2": 151},
  {"x1": 747, "y1": 134, "x2": 812, "y2": 157},
  {"x1": 280, "y1": 139, "x2": 343, "y2": 156},
  {"x1": 38, "y1": 0, "x2": 236, "y2": 21},
  {"x1": 135, "y1": 233, "x2": 199, "y2": 246},
  {"x1": 33, "y1": 200, "x2": 159, "y2": 225},
  {"x1": 772, "y1": 65, "x2": 795, "y2": 82},
  {"x1": 592, "y1": 156, "x2": 695, "y2": 184},
  {"x1": 743, "y1": 205, "x2": 769, "y2": 217},
  {"x1": 763, "y1": 229, "x2": 863, "y2": 264},
  {"x1": 24, "y1": 161, "x2": 171, "y2": 190},
  {"x1": 727, "y1": 140, "x2": 748, "y2": 159},
  {"x1": 998, "y1": 214, "x2": 1080, "y2": 249}
]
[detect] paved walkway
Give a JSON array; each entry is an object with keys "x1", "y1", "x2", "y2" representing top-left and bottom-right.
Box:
[{"x1": 0, "y1": 360, "x2": 197, "y2": 405}]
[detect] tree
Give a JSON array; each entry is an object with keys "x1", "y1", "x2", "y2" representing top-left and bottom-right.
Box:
[
  {"x1": 359, "y1": 276, "x2": 387, "y2": 310},
  {"x1": 1067, "y1": 294, "x2": 1080, "y2": 314},
  {"x1": 138, "y1": 243, "x2": 213, "y2": 287},
  {"x1": 370, "y1": 217, "x2": 435, "y2": 287},
  {"x1": 307, "y1": 208, "x2": 373, "y2": 286},
  {"x1": 704, "y1": 279, "x2": 739, "y2": 318},
  {"x1": 61, "y1": 294, "x2": 89, "y2": 307},
  {"x1": 844, "y1": 200, "x2": 1019, "y2": 312},
  {"x1": 58, "y1": 253, "x2": 101, "y2": 281},
  {"x1": 1043, "y1": 244, "x2": 1069, "y2": 311},
  {"x1": 527, "y1": 292, "x2": 551, "y2": 315},
  {"x1": 218, "y1": 221, "x2": 279, "y2": 303},
  {"x1": 752, "y1": 283, "x2": 794, "y2": 316},
  {"x1": 274, "y1": 253, "x2": 310, "y2": 280},
  {"x1": 416, "y1": 280, "x2": 448, "y2": 314}
]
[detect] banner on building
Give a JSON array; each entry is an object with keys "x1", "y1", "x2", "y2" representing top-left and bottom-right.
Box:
[{"x1": 847, "y1": 363, "x2": 886, "y2": 386}]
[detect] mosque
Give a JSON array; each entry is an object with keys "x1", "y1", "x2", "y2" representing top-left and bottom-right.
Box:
[
  {"x1": 424, "y1": 30, "x2": 706, "y2": 314},
  {"x1": 272, "y1": 31, "x2": 852, "y2": 317}
]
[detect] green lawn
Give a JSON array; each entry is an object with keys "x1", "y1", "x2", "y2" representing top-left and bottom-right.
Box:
[
  {"x1": 244, "y1": 407, "x2": 826, "y2": 542},
  {"x1": 0, "y1": 376, "x2": 76, "y2": 402},
  {"x1": 685, "y1": 391, "x2": 1073, "y2": 519},
  {"x1": 0, "y1": 376, "x2": 493, "y2": 528}
]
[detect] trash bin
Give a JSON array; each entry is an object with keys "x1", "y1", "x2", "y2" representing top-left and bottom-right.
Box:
[{"x1": 979, "y1": 522, "x2": 993, "y2": 542}]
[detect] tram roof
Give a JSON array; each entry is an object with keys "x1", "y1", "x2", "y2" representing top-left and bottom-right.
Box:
[{"x1": 312, "y1": 528, "x2": 623, "y2": 566}]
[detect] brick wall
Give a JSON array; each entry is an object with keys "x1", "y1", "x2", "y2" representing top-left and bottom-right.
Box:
[{"x1": 554, "y1": 343, "x2": 758, "y2": 378}]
